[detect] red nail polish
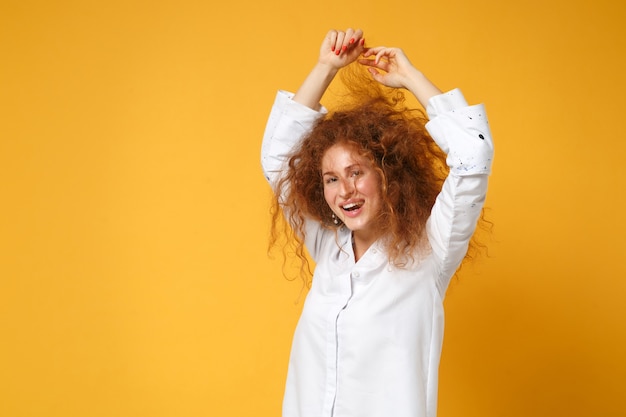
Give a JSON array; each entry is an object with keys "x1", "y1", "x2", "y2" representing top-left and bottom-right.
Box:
[
  {"x1": 331, "y1": 45, "x2": 335, "y2": 51},
  {"x1": 335, "y1": 49, "x2": 340, "y2": 55},
  {"x1": 350, "y1": 38, "x2": 355, "y2": 44},
  {"x1": 342, "y1": 45, "x2": 347, "y2": 51},
  {"x1": 360, "y1": 38, "x2": 365, "y2": 45}
]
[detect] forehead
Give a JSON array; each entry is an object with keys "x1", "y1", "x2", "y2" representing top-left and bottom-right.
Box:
[{"x1": 321, "y1": 143, "x2": 368, "y2": 171}]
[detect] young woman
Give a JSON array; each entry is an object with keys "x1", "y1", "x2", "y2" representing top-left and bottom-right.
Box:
[{"x1": 261, "y1": 28, "x2": 493, "y2": 417}]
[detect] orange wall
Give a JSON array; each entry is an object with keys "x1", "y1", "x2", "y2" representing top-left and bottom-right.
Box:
[{"x1": 1, "y1": 1, "x2": 625, "y2": 416}]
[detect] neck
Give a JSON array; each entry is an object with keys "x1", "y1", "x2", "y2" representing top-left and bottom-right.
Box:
[{"x1": 352, "y1": 230, "x2": 379, "y2": 262}]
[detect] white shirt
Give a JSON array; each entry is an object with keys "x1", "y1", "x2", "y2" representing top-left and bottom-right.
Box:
[{"x1": 261, "y1": 89, "x2": 493, "y2": 417}]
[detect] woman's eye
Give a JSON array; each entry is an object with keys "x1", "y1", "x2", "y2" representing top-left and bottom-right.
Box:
[
  {"x1": 351, "y1": 170, "x2": 361, "y2": 177},
  {"x1": 325, "y1": 177, "x2": 337, "y2": 184}
]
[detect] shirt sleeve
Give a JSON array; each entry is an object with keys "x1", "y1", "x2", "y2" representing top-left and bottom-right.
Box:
[
  {"x1": 260, "y1": 90, "x2": 330, "y2": 261},
  {"x1": 261, "y1": 90, "x2": 327, "y2": 188},
  {"x1": 424, "y1": 89, "x2": 494, "y2": 294}
]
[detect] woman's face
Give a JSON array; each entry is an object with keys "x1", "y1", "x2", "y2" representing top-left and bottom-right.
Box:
[{"x1": 321, "y1": 143, "x2": 383, "y2": 238}]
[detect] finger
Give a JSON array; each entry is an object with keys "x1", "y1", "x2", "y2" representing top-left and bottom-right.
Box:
[
  {"x1": 343, "y1": 28, "x2": 364, "y2": 48},
  {"x1": 357, "y1": 57, "x2": 378, "y2": 68},
  {"x1": 375, "y1": 48, "x2": 392, "y2": 64},
  {"x1": 362, "y1": 46, "x2": 386, "y2": 60},
  {"x1": 351, "y1": 28, "x2": 364, "y2": 46},
  {"x1": 327, "y1": 29, "x2": 338, "y2": 53},
  {"x1": 338, "y1": 28, "x2": 354, "y2": 55},
  {"x1": 350, "y1": 29, "x2": 366, "y2": 53},
  {"x1": 344, "y1": 28, "x2": 355, "y2": 47},
  {"x1": 335, "y1": 31, "x2": 346, "y2": 55},
  {"x1": 366, "y1": 67, "x2": 384, "y2": 83}
]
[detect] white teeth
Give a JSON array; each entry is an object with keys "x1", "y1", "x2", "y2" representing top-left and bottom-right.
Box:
[{"x1": 342, "y1": 202, "x2": 362, "y2": 210}]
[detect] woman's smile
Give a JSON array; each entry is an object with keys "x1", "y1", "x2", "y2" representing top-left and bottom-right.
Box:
[{"x1": 321, "y1": 143, "x2": 383, "y2": 244}]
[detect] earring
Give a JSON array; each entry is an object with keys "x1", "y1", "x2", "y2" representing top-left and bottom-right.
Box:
[{"x1": 332, "y1": 213, "x2": 339, "y2": 225}]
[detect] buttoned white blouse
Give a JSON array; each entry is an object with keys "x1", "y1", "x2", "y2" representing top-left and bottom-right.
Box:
[{"x1": 261, "y1": 89, "x2": 493, "y2": 417}]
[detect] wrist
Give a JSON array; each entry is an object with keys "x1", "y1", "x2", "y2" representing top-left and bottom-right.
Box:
[
  {"x1": 313, "y1": 61, "x2": 339, "y2": 81},
  {"x1": 403, "y1": 67, "x2": 427, "y2": 92},
  {"x1": 404, "y1": 68, "x2": 442, "y2": 108},
  {"x1": 292, "y1": 62, "x2": 339, "y2": 110}
]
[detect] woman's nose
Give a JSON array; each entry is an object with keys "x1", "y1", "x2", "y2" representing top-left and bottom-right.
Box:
[{"x1": 339, "y1": 178, "x2": 355, "y2": 197}]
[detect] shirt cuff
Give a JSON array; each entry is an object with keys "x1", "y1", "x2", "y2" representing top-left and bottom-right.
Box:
[
  {"x1": 276, "y1": 90, "x2": 328, "y2": 120},
  {"x1": 426, "y1": 88, "x2": 468, "y2": 120}
]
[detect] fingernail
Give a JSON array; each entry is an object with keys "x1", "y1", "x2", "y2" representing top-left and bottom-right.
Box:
[
  {"x1": 335, "y1": 49, "x2": 340, "y2": 55},
  {"x1": 342, "y1": 45, "x2": 347, "y2": 51},
  {"x1": 360, "y1": 38, "x2": 365, "y2": 45},
  {"x1": 350, "y1": 38, "x2": 355, "y2": 44},
  {"x1": 331, "y1": 45, "x2": 335, "y2": 51}
]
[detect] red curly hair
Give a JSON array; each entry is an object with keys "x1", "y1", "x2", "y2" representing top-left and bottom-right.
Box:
[{"x1": 270, "y1": 64, "x2": 487, "y2": 281}]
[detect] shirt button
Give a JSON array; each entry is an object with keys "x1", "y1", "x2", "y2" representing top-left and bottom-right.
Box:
[
  {"x1": 372, "y1": 249, "x2": 377, "y2": 254},
  {"x1": 352, "y1": 271, "x2": 360, "y2": 278}
]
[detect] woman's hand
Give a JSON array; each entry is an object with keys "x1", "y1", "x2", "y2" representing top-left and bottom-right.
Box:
[
  {"x1": 293, "y1": 28, "x2": 365, "y2": 110},
  {"x1": 319, "y1": 28, "x2": 366, "y2": 70},
  {"x1": 358, "y1": 46, "x2": 417, "y2": 89},
  {"x1": 359, "y1": 46, "x2": 442, "y2": 107}
]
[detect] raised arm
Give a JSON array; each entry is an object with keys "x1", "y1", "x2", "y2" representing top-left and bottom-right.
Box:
[
  {"x1": 361, "y1": 46, "x2": 493, "y2": 289},
  {"x1": 261, "y1": 29, "x2": 366, "y2": 186},
  {"x1": 358, "y1": 46, "x2": 441, "y2": 109},
  {"x1": 293, "y1": 28, "x2": 366, "y2": 110}
]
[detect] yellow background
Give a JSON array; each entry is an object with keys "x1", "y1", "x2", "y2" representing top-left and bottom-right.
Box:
[{"x1": 1, "y1": 0, "x2": 625, "y2": 416}]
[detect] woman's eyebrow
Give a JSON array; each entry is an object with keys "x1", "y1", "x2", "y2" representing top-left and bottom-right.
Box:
[
  {"x1": 323, "y1": 164, "x2": 360, "y2": 177},
  {"x1": 343, "y1": 163, "x2": 361, "y2": 172}
]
